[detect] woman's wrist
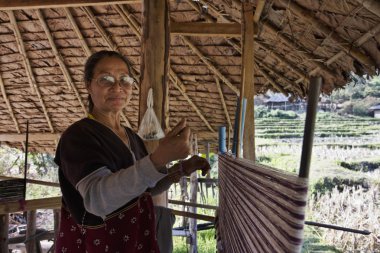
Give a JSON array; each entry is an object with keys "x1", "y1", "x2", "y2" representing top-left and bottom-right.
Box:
[{"x1": 150, "y1": 153, "x2": 167, "y2": 168}]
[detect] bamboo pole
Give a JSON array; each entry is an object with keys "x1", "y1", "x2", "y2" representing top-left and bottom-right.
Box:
[
  {"x1": 215, "y1": 77, "x2": 233, "y2": 131},
  {"x1": 8, "y1": 10, "x2": 54, "y2": 133},
  {"x1": 253, "y1": 0, "x2": 266, "y2": 23},
  {"x1": 64, "y1": 8, "x2": 92, "y2": 57},
  {"x1": 0, "y1": 73, "x2": 20, "y2": 133}
]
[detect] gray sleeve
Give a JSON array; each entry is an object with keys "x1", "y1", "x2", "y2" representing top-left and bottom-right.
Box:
[
  {"x1": 150, "y1": 176, "x2": 173, "y2": 196},
  {"x1": 76, "y1": 155, "x2": 166, "y2": 219}
]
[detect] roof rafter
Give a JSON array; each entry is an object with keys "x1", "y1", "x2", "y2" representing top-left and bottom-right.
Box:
[
  {"x1": 179, "y1": 35, "x2": 240, "y2": 95},
  {"x1": 64, "y1": 7, "x2": 92, "y2": 56},
  {"x1": 353, "y1": 0, "x2": 380, "y2": 19},
  {"x1": 255, "y1": 63, "x2": 287, "y2": 95},
  {"x1": 0, "y1": 74, "x2": 20, "y2": 133},
  {"x1": 188, "y1": 1, "x2": 303, "y2": 96},
  {"x1": 253, "y1": 0, "x2": 266, "y2": 23},
  {"x1": 36, "y1": 9, "x2": 87, "y2": 116},
  {"x1": 215, "y1": 77, "x2": 232, "y2": 131},
  {"x1": 278, "y1": 0, "x2": 375, "y2": 67},
  {"x1": 80, "y1": 6, "x2": 134, "y2": 128},
  {"x1": 0, "y1": 0, "x2": 139, "y2": 10},
  {"x1": 302, "y1": 22, "x2": 380, "y2": 82},
  {"x1": 172, "y1": 75, "x2": 215, "y2": 133},
  {"x1": 8, "y1": 10, "x2": 55, "y2": 133},
  {"x1": 220, "y1": 0, "x2": 338, "y2": 77}
]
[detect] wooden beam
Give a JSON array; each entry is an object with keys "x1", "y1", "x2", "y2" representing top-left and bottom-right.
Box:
[
  {"x1": 139, "y1": 0, "x2": 170, "y2": 207},
  {"x1": 180, "y1": 35, "x2": 239, "y2": 95},
  {"x1": 8, "y1": 11, "x2": 55, "y2": 133},
  {"x1": 171, "y1": 22, "x2": 241, "y2": 37},
  {"x1": 37, "y1": 9, "x2": 87, "y2": 116},
  {"x1": 0, "y1": 0, "x2": 139, "y2": 10},
  {"x1": 25, "y1": 210, "x2": 36, "y2": 253},
  {"x1": 301, "y1": 22, "x2": 380, "y2": 81},
  {"x1": 253, "y1": 0, "x2": 266, "y2": 23},
  {"x1": 357, "y1": 0, "x2": 380, "y2": 18},
  {"x1": 0, "y1": 73, "x2": 20, "y2": 133},
  {"x1": 0, "y1": 133, "x2": 60, "y2": 142},
  {"x1": 116, "y1": 4, "x2": 215, "y2": 133},
  {"x1": 278, "y1": 0, "x2": 375, "y2": 67},
  {"x1": 169, "y1": 199, "x2": 217, "y2": 210},
  {"x1": 0, "y1": 197, "x2": 61, "y2": 215},
  {"x1": 215, "y1": 77, "x2": 232, "y2": 131},
  {"x1": 239, "y1": 3, "x2": 255, "y2": 160},
  {"x1": 171, "y1": 210, "x2": 214, "y2": 223}
]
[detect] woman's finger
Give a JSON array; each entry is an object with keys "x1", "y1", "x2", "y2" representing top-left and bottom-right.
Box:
[{"x1": 166, "y1": 119, "x2": 186, "y2": 137}]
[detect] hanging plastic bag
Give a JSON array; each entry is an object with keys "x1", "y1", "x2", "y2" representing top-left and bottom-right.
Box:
[{"x1": 138, "y1": 88, "x2": 165, "y2": 140}]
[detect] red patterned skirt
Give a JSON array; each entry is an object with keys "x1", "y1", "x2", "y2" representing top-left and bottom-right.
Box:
[{"x1": 55, "y1": 193, "x2": 160, "y2": 253}]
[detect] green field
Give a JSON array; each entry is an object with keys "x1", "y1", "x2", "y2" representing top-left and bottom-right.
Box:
[{"x1": 171, "y1": 112, "x2": 380, "y2": 252}]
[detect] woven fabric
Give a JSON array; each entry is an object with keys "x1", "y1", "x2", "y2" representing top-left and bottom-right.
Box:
[{"x1": 217, "y1": 154, "x2": 308, "y2": 253}]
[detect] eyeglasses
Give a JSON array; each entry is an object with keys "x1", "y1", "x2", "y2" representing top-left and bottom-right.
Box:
[{"x1": 95, "y1": 74, "x2": 136, "y2": 89}]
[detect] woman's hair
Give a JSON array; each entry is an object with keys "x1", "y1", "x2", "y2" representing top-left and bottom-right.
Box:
[{"x1": 84, "y1": 50, "x2": 132, "y2": 112}]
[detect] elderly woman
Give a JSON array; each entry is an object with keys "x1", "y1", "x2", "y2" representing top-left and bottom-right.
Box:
[{"x1": 54, "y1": 50, "x2": 210, "y2": 252}]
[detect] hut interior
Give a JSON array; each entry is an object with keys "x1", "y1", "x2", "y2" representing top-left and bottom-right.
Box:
[{"x1": 0, "y1": 0, "x2": 379, "y2": 252}]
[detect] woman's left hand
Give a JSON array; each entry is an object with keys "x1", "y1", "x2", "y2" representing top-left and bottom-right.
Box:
[{"x1": 182, "y1": 155, "x2": 211, "y2": 177}]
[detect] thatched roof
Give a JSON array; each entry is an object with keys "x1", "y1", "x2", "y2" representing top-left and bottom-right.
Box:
[{"x1": 0, "y1": 0, "x2": 379, "y2": 153}]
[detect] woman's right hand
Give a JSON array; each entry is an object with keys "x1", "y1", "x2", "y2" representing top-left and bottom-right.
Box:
[{"x1": 150, "y1": 119, "x2": 191, "y2": 167}]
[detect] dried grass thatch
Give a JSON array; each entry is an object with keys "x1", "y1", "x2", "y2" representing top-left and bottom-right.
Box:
[{"x1": 0, "y1": 0, "x2": 379, "y2": 153}]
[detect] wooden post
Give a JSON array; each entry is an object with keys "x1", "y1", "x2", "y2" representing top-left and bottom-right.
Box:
[
  {"x1": 0, "y1": 214, "x2": 9, "y2": 252},
  {"x1": 239, "y1": 2, "x2": 256, "y2": 160},
  {"x1": 25, "y1": 210, "x2": 36, "y2": 253},
  {"x1": 189, "y1": 134, "x2": 198, "y2": 253},
  {"x1": 139, "y1": 0, "x2": 170, "y2": 206},
  {"x1": 53, "y1": 209, "x2": 61, "y2": 243},
  {"x1": 299, "y1": 76, "x2": 322, "y2": 178}
]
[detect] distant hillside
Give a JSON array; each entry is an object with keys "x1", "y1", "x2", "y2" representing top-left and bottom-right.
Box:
[{"x1": 329, "y1": 74, "x2": 380, "y2": 117}]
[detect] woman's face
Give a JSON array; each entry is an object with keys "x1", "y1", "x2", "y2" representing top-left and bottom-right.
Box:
[{"x1": 87, "y1": 56, "x2": 133, "y2": 114}]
